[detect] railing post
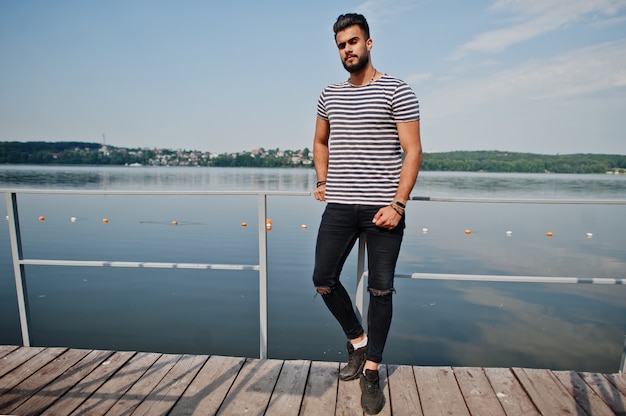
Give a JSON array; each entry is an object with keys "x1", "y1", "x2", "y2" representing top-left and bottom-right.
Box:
[
  {"x1": 356, "y1": 233, "x2": 366, "y2": 324},
  {"x1": 619, "y1": 336, "x2": 626, "y2": 374},
  {"x1": 5, "y1": 192, "x2": 31, "y2": 347},
  {"x1": 257, "y1": 193, "x2": 268, "y2": 359}
]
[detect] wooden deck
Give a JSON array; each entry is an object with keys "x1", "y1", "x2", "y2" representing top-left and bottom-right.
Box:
[{"x1": 1, "y1": 346, "x2": 625, "y2": 415}]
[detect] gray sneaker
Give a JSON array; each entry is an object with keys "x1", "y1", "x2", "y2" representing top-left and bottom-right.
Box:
[
  {"x1": 339, "y1": 341, "x2": 366, "y2": 381},
  {"x1": 360, "y1": 369, "x2": 384, "y2": 414}
]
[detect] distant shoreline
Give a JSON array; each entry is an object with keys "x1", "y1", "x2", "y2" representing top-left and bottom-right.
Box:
[{"x1": 1, "y1": 141, "x2": 625, "y2": 174}]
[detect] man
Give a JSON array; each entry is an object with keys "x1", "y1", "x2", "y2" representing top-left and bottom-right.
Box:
[{"x1": 312, "y1": 13, "x2": 422, "y2": 415}]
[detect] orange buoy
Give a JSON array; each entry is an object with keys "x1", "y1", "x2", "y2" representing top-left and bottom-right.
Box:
[
  {"x1": 465, "y1": 229, "x2": 471, "y2": 235},
  {"x1": 102, "y1": 218, "x2": 109, "y2": 223},
  {"x1": 241, "y1": 222, "x2": 247, "y2": 227},
  {"x1": 38, "y1": 216, "x2": 45, "y2": 221},
  {"x1": 546, "y1": 231, "x2": 553, "y2": 237},
  {"x1": 301, "y1": 224, "x2": 307, "y2": 229},
  {"x1": 172, "y1": 220, "x2": 178, "y2": 225}
]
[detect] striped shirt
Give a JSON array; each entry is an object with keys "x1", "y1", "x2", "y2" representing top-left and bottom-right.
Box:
[{"x1": 317, "y1": 74, "x2": 420, "y2": 205}]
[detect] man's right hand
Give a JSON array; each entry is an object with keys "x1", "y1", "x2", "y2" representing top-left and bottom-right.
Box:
[{"x1": 314, "y1": 183, "x2": 326, "y2": 201}]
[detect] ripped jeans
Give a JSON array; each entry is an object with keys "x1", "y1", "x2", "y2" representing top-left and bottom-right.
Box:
[{"x1": 312, "y1": 203, "x2": 405, "y2": 364}]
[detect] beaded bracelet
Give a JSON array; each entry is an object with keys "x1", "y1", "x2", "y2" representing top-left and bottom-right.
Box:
[
  {"x1": 316, "y1": 181, "x2": 327, "y2": 187},
  {"x1": 391, "y1": 199, "x2": 406, "y2": 209},
  {"x1": 390, "y1": 199, "x2": 405, "y2": 215}
]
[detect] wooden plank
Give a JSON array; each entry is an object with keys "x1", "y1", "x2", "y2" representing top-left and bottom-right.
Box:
[
  {"x1": 0, "y1": 346, "x2": 46, "y2": 378},
  {"x1": 605, "y1": 373, "x2": 626, "y2": 397},
  {"x1": 0, "y1": 348, "x2": 89, "y2": 414},
  {"x1": 579, "y1": 372, "x2": 626, "y2": 416},
  {"x1": 553, "y1": 370, "x2": 615, "y2": 416},
  {"x1": 453, "y1": 367, "x2": 506, "y2": 416},
  {"x1": 11, "y1": 349, "x2": 114, "y2": 416},
  {"x1": 265, "y1": 359, "x2": 310, "y2": 416},
  {"x1": 216, "y1": 357, "x2": 283, "y2": 416},
  {"x1": 414, "y1": 366, "x2": 470, "y2": 416},
  {"x1": 68, "y1": 351, "x2": 161, "y2": 415},
  {"x1": 6, "y1": 346, "x2": 626, "y2": 416},
  {"x1": 512, "y1": 368, "x2": 585, "y2": 416},
  {"x1": 0, "y1": 347, "x2": 66, "y2": 392},
  {"x1": 130, "y1": 353, "x2": 208, "y2": 416},
  {"x1": 483, "y1": 367, "x2": 540, "y2": 416},
  {"x1": 300, "y1": 360, "x2": 339, "y2": 416},
  {"x1": 336, "y1": 372, "x2": 361, "y2": 416},
  {"x1": 386, "y1": 364, "x2": 422, "y2": 416},
  {"x1": 168, "y1": 355, "x2": 245, "y2": 415},
  {"x1": 0, "y1": 345, "x2": 18, "y2": 360},
  {"x1": 40, "y1": 350, "x2": 135, "y2": 416},
  {"x1": 105, "y1": 353, "x2": 182, "y2": 416}
]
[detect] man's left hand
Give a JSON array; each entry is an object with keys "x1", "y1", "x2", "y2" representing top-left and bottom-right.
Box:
[{"x1": 372, "y1": 206, "x2": 402, "y2": 229}]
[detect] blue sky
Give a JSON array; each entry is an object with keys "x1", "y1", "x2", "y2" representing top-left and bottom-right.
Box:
[{"x1": 1, "y1": 0, "x2": 625, "y2": 155}]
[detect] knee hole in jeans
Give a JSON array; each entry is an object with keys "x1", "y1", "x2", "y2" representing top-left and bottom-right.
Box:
[
  {"x1": 368, "y1": 287, "x2": 395, "y2": 296},
  {"x1": 316, "y1": 286, "x2": 332, "y2": 295}
]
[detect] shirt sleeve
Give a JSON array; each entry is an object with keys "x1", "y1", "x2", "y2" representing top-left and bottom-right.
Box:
[
  {"x1": 316, "y1": 90, "x2": 329, "y2": 121},
  {"x1": 392, "y1": 82, "x2": 420, "y2": 122}
]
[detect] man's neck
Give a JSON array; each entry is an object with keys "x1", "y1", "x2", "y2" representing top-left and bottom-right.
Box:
[{"x1": 349, "y1": 65, "x2": 377, "y2": 86}]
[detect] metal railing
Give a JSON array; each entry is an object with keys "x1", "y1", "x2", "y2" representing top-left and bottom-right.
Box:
[
  {"x1": 353, "y1": 195, "x2": 626, "y2": 374},
  {"x1": 3, "y1": 189, "x2": 626, "y2": 372},
  {"x1": 4, "y1": 189, "x2": 309, "y2": 360},
  {"x1": 354, "y1": 195, "x2": 626, "y2": 319}
]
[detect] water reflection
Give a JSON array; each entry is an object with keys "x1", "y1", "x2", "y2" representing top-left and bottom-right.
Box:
[
  {"x1": 416, "y1": 171, "x2": 626, "y2": 199},
  {"x1": 3, "y1": 166, "x2": 626, "y2": 198},
  {"x1": 390, "y1": 281, "x2": 624, "y2": 371},
  {"x1": 0, "y1": 165, "x2": 317, "y2": 191}
]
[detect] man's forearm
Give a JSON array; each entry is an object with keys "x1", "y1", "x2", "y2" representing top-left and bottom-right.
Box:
[
  {"x1": 394, "y1": 149, "x2": 422, "y2": 203},
  {"x1": 314, "y1": 143, "x2": 329, "y2": 181}
]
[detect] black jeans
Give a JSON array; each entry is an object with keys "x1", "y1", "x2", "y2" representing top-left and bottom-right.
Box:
[{"x1": 312, "y1": 203, "x2": 405, "y2": 363}]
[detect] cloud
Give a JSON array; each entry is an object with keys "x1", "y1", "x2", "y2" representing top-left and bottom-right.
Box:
[
  {"x1": 431, "y1": 38, "x2": 626, "y2": 115},
  {"x1": 522, "y1": 41, "x2": 626, "y2": 99},
  {"x1": 452, "y1": 0, "x2": 626, "y2": 59},
  {"x1": 481, "y1": 39, "x2": 626, "y2": 100}
]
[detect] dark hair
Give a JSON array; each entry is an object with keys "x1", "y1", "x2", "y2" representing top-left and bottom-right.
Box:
[{"x1": 333, "y1": 13, "x2": 370, "y2": 39}]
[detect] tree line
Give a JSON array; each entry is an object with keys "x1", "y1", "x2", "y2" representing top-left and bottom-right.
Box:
[
  {"x1": 421, "y1": 151, "x2": 626, "y2": 174},
  {"x1": 1, "y1": 141, "x2": 625, "y2": 174}
]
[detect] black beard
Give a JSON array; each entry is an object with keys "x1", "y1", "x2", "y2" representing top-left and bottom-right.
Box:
[{"x1": 342, "y1": 54, "x2": 369, "y2": 73}]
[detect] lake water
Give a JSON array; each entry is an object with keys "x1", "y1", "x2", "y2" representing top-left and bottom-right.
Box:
[{"x1": 1, "y1": 165, "x2": 625, "y2": 373}]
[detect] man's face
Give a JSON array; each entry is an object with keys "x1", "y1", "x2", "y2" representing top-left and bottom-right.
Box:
[{"x1": 335, "y1": 25, "x2": 372, "y2": 73}]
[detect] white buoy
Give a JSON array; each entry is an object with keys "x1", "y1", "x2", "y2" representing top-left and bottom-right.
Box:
[
  {"x1": 506, "y1": 230, "x2": 512, "y2": 236},
  {"x1": 586, "y1": 232, "x2": 593, "y2": 238},
  {"x1": 422, "y1": 228, "x2": 428, "y2": 234},
  {"x1": 70, "y1": 217, "x2": 77, "y2": 222}
]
